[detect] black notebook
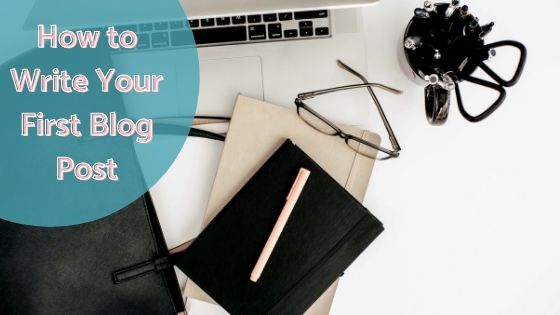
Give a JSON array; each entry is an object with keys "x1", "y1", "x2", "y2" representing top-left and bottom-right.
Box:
[{"x1": 174, "y1": 139, "x2": 384, "y2": 315}]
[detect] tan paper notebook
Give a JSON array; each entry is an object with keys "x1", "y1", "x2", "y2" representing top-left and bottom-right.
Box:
[{"x1": 184, "y1": 95, "x2": 380, "y2": 315}]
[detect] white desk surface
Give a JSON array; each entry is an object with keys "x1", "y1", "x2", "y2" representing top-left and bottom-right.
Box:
[
  {"x1": 155, "y1": 1, "x2": 560, "y2": 314},
  {"x1": 330, "y1": 0, "x2": 560, "y2": 314}
]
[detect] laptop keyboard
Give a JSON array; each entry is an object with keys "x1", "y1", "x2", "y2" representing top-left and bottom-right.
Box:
[{"x1": 114, "y1": 10, "x2": 331, "y2": 51}]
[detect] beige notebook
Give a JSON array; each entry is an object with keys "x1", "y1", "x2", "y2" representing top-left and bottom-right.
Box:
[{"x1": 184, "y1": 95, "x2": 380, "y2": 315}]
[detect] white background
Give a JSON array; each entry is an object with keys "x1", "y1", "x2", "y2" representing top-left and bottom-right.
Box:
[{"x1": 330, "y1": 0, "x2": 560, "y2": 314}]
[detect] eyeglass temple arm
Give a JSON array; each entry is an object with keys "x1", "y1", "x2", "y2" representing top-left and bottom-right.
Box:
[
  {"x1": 297, "y1": 83, "x2": 402, "y2": 100},
  {"x1": 367, "y1": 86, "x2": 401, "y2": 151},
  {"x1": 336, "y1": 60, "x2": 402, "y2": 152}
]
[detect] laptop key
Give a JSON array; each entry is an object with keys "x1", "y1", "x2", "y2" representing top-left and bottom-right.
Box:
[
  {"x1": 136, "y1": 33, "x2": 150, "y2": 49},
  {"x1": 151, "y1": 32, "x2": 169, "y2": 48},
  {"x1": 263, "y1": 14, "x2": 277, "y2": 22},
  {"x1": 284, "y1": 29, "x2": 298, "y2": 38},
  {"x1": 300, "y1": 28, "x2": 313, "y2": 37},
  {"x1": 248, "y1": 15, "x2": 261, "y2": 23},
  {"x1": 170, "y1": 21, "x2": 184, "y2": 29},
  {"x1": 279, "y1": 12, "x2": 293, "y2": 21},
  {"x1": 190, "y1": 26, "x2": 247, "y2": 45},
  {"x1": 232, "y1": 16, "x2": 246, "y2": 24},
  {"x1": 139, "y1": 23, "x2": 153, "y2": 32},
  {"x1": 248, "y1": 25, "x2": 266, "y2": 40},
  {"x1": 299, "y1": 20, "x2": 313, "y2": 37},
  {"x1": 217, "y1": 17, "x2": 231, "y2": 25},
  {"x1": 154, "y1": 22, "x2": 169, "y2": 30},
  {"x1": 268, "y1": 23, "x2": 282, "y2": 39},
  {"x1": 188, "y1": 19, "x2": 199, "y2": 28},
  {"x1": 315, "y1": 27, "x2": 329, "y2": 36},
  {"x1": 294, "y1": 10, "x2": 328, "y2": 20},
  {"x1": 201, "y1": 18, "x2": 215, "y2": 27}
]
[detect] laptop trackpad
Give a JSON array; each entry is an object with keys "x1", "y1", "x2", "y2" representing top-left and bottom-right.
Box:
[{"x1": 198, "y1": 56, "x2": 263, "y2": 117}]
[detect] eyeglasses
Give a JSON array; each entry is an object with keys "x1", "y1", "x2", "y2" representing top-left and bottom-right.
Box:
[{"x1": 294, "y1": 60, "x2": 402, "y2": 160}]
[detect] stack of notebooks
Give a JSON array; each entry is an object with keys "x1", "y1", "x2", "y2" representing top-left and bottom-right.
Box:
[
  {"x1": 179, "y1": 95, "x2": 385, "y2": 314},
  {"x1": 174, "y1": 139, "x2": 384, "y2": 314}
]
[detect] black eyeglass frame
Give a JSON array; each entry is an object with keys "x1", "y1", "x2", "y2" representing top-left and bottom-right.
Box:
[{"x1": 294, "y1": 60, "x2": 402, "y2": 160}]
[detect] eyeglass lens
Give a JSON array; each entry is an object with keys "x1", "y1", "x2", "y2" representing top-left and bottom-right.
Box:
[
  {"x1": 298, "y1": 104, "x2": 391, "y2": 159},
  {"x1": 297, "y1": 106, "x2": 339, "y2": 136}
]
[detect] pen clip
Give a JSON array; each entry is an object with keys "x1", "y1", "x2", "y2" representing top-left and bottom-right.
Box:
[
  {"x1": 286, "y1": 168, "x2": 308, "y2": 200},
  {"x1": 287, "y1": 169, "x2": 302, "y2": 200}
]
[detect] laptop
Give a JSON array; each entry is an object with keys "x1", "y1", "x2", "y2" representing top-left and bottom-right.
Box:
[{"x1": 184, "y1": 0, "x2": 380, "y2": 124}]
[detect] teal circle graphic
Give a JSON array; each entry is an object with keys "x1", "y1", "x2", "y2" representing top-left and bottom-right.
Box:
[{"x1": 0, "y1": 0, "x2": 199, "y2": 226}]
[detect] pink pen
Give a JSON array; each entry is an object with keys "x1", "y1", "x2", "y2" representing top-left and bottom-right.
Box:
[{"x1": 250, "y1": 167, "x2": 311, "y2": 283}]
